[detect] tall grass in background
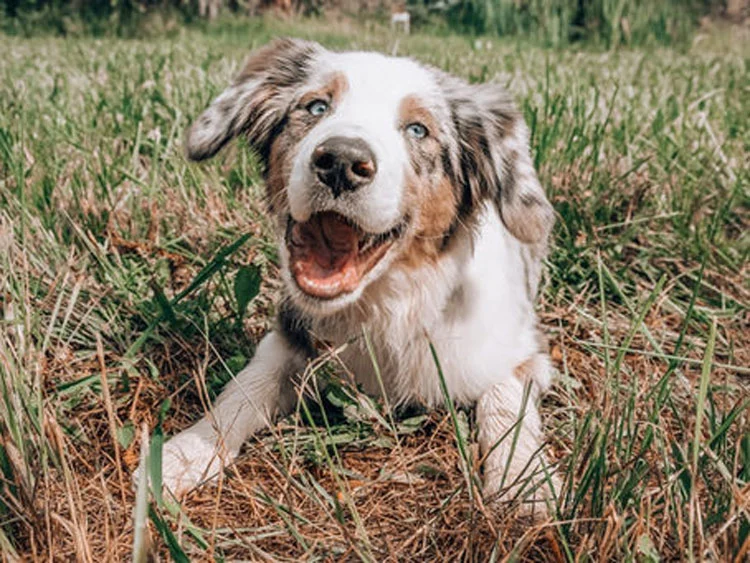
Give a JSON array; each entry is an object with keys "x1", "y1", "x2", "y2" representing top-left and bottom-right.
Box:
[
  {"x1": 447, "y1": 0, "x2": 703, "y2": 47},
  {"x1": 0, "y1": 0, "x2": 719, "y2": 47}
]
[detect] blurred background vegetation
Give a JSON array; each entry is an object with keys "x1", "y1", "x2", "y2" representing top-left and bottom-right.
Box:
[{"x1": 1, "y1": 0, "x2": 747, "y2": 46}]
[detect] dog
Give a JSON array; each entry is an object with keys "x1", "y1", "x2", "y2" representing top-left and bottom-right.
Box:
[{"x1": 146, "y1": 38, "x2": 558, "y2": 515}]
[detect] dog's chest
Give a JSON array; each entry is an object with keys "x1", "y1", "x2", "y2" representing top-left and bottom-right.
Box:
[{"x1": 310, "y1": 207, "x2": 540, "y2": 407}]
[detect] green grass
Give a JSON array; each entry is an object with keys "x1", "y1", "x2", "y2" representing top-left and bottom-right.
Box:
[
  {"x1": 0, "y1": 15, "x2": 748, "y2": 561},
  {"x1": 448, "y1": 0, "x2": 700, "y2": 48}
]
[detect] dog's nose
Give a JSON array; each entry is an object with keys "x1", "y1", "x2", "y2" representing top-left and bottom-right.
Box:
[{"x1": 312, "y1": 137, "x2": 377, "y2": 196}]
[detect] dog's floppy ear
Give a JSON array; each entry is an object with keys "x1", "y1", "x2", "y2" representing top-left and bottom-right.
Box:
[
  {"x1": 444, "y1": 78, "x2": 554, "y2": 244},
  {"x1": 185, "y1": 38, "x2": 322, "y2": 162}
]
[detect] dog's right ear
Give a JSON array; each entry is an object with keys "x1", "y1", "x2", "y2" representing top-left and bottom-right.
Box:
[
  {"x1": 440, "y1": 74, "x2": 554, "y2": 245},
  {"x1": 185, "y1": 38, "x2": 322, "y2": 162}
]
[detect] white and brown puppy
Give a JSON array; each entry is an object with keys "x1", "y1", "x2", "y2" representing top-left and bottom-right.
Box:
[{"x1": 153, "y1": 38, "x2": 557, "y2": 513}]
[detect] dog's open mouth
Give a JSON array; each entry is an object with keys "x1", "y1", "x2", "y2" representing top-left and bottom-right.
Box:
[{"x1": 287, "y1": 212, "x2": 403, "y2": 299}]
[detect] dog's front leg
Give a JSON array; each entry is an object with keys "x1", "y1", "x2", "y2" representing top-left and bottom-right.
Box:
[
  {"x1": 477, "y1": 360, "x2": 558, "y2": 518},
  {"x1": 152, "y1": 331, "x2": 306, "y2": 497}
]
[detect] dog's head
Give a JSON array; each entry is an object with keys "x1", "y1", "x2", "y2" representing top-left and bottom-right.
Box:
[{"x1": 186, "y1": 39, "x2": 553, "y2": 315}]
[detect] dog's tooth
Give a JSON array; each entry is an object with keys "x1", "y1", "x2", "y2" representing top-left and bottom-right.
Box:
[{"x1": 359, "y1": 234, "x2": 374, "y2": 252}]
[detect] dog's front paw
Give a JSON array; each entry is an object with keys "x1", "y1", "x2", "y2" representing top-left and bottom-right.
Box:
[
  {"x1": 134, "y1": 420, "x2": 236, "y2": 498},
  {"x1": 483, "y1": 465, "x2": 561, "y2": 520},
  {"x1": 160, "y1": 427, "x2": 231, "y2": 497}
]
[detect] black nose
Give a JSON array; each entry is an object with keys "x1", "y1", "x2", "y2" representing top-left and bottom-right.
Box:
[{"x1": 311, "y1": 136, "x2": 377, "y2": 197}]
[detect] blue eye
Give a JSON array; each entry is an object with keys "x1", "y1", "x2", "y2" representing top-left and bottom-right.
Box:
[
  {"x1": 406, "y1": 123, "x2": 427, "y2": 139},
  {"x1": 307, "y1": 100, "x2": 329, "y2": 117}
]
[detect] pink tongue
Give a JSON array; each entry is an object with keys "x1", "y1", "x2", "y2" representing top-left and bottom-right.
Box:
[{"x1": 289, "y1": 213, "x2": 362, "y2": 298}]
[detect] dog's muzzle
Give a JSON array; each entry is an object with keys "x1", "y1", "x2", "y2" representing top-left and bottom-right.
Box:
[
  {"x1": 311, "y1": 136, "x2": 377, "y2": 198},
  {"x1": 286, "y1": 212, "x2": 404, "y2": 300}
]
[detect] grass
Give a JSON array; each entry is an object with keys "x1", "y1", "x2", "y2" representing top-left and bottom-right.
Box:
[{"x1": 0, "y1": 14, "x2": 748, "y2": 562}]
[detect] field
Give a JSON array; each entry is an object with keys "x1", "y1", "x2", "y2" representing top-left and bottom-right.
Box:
[{"x1": 1, "y1": 16, "x2": 748, "y2": 562}]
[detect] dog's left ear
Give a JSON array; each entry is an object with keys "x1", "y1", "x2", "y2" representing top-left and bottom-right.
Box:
[
  {"x1": 185, "y1": 38, "x2": 322, "y2": 162},
  {"x1": 444, "y1": 79, "x2": 554, "y2": 245}
]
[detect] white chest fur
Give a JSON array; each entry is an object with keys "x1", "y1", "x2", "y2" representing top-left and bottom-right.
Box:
[{"x1": 312, "y1": 205, "x2": 546, "y2": 407}]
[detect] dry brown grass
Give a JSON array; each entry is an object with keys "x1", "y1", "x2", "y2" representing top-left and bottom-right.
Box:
[{"x1": 6, "y1": 296, "x2": 746, "y2": 561}]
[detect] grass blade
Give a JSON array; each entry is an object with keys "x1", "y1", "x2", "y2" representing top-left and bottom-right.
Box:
[{"x1": 688, "y1": 318, "x2": 716, "y2": 561}]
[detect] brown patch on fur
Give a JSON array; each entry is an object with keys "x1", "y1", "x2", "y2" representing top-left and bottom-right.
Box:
[
  {"x1": 398, "y1": 95, "x2": 441, "y2": 139},
  {"x1": 396, "y1": 175, "x2": 459, "y2": 270},
  {"x1": 238, "y1": 38, "x2": 314, "y2": 82},
  {"x1": 239, "y1": 43, "x2": 279, "y2": 79},
  {"x1": 394, "y1": 96, "x2": 462, "y2": 269},
  {"x1": 299, "y1": 72, "x2": 349, "y2": 109},
  {"x1": 264, "y1": 72, "x2": 350, "y2": 214}
]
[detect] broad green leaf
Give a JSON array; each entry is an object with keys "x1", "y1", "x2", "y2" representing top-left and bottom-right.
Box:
[{"x1": 234, "y1": 263, "x2": 261, "y2": 317}]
